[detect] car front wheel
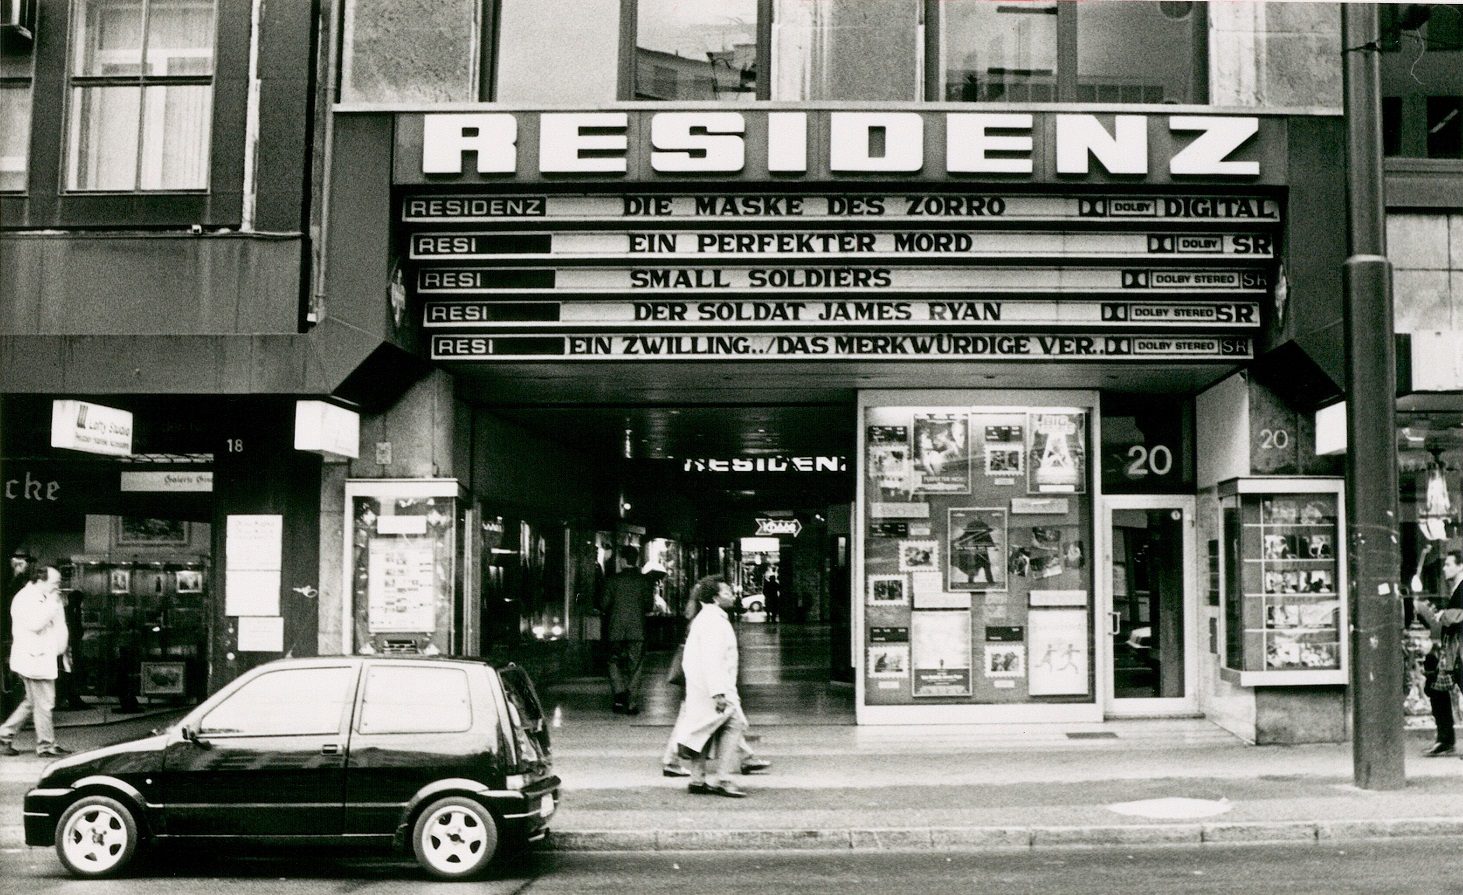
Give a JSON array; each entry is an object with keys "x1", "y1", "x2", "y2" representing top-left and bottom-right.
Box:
[
  {"x1": 55, "y1": 795, "x2": 139, "y2": 878},
  {"x1": 412, "y1": 795, "x2": 500, "y2": 880}
]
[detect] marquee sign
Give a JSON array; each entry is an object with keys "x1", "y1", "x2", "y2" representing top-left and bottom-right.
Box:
[
  {"x1": 431, "y1": 333, "x2": 1253, "y2": 362},
  {"x1": 415, "y1": 266, "x2": 1270, "y2": 295},
  {"x1": 394, "y1": 111, "x2": 1280, "y2": 184},
  {"x1": 401, "y1": 193, "x2": 1280, "y2": 223},
  {"x1": 397, "y1": 109, "x2": 1281, "y2": 369},
  {"x1": 423, "y1": 299, "x2": 1260, "y2": 330},
  {"x1": 407, "y1": 230, "x2": 1274, "y2": 261}
]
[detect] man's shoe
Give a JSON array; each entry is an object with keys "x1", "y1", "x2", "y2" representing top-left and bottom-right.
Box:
[
  {"x1": 707, "y1": 782, "x2": 747, "y2": 798},
  {"x1": 36, "y1": 745, "x2": 72, "y2": 757},
  {"x1": 1423, "y1": 742, "x2": 1456, "y2": 757},
  {"x1": 740, "y1": 757, "x2": 771, "y2": 774},
  {"x1": 0, "y1": 741, "x2": 19, "y2": 757},
  {"x1": 662, "y1": 764, "x2": 691, "y2": 778},
  {"x1": 687, "y1": 782, "x2": 713, "y2": 795}
]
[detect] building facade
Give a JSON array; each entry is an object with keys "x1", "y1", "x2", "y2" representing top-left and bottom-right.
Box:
[{"x1": 3, "y1": 1, "x2": 1460, "y2": 743}]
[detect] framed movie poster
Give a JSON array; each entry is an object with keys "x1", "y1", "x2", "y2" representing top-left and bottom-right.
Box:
[
  {"x1": 947, "y1": 507, "x2": 1007, "y2": 591},
  {"x1": 984, "y1": 644, "x2": 1026, "y2": 679},
  {"x1": 1027, "y1": 609, "x2": 1090, "y2": 696},
  {"x1": 912, "y1": 413, "x2": 970, "y2": 494},
  {"x1": 898, "y1": 539, "x2": 939, "y2": 573},
  {"x1": 1027, "y1": 411, "x2": 1088, "y2": 494},
  {"x1": 911, "y1": 610, "x2": 973, "y2": 697},
  {"x1": 979, "y1": 417, "x2": 1025, "y2": 477},
  {"x1": 867, "y1": 425, "x2": 911, "y2": 492},
  {"x1": 866, "y1": 573, "x2": 908, "y2": 607},
  {"x1": 867, "y1": 644, "x2": 910, "y2": 679}
]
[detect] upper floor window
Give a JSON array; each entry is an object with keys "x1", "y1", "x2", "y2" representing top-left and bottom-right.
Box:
[
  {"x1": 635, "y1": 0, "x2": 759, "y2": 101},
  {"x1": 774, "y1": 0, "x2": 921, "y2": 101},
  {"x1": 940, "y1": 0, "x2": 1204, "y2": 104},
  {"x1": 1380, "y1": 3, "x2": 1463, "y2": 159},
  {"x1": 66, "y1": 0, "x2": 216, "y2": 192},
  {"x1": 0, "y1": 26, "x2": 35, "y2": 192}
]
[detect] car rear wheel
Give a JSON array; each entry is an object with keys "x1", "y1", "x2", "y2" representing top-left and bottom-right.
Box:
[
  {"x1": 412, "y1": 796, "x2": 499, "y2": 880},
  {"x1": 55, "y1": 795, "x2": 139, "y2": 878}
]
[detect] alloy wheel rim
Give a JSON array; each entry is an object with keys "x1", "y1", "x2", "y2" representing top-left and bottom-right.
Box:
[
  {"x1": 422, "y1": 806, "x2": 486, "y2": 870},
  {"x1": 62, "y1": 806, "x2": 127, "y2": 872}
]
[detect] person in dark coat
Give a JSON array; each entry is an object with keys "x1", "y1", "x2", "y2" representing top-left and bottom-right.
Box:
[
  {"x1": 600, "y1": 546, "x2": 655, "y2": 714},
  {"x1": 1418, "y1": 549, "x2": 1463, "y2": 756}
]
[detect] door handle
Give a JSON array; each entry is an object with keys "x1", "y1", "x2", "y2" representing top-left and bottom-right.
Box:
[
  {"x1": 1108, "y1": 611, "x2": 1121, "y2": 637},
  {"x1": 320, "y1": 744, "x2": 341, "y2": 755}
]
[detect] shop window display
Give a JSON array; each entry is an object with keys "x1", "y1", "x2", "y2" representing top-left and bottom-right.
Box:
[
  {"x1": 1218, "y1": 478, "x2": 1348, "y2": 686},
  {"x1": 859, "y1": 394, "x2": 1095, "y2": 712}
]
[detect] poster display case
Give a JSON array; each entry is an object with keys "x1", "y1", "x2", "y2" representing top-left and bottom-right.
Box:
[
  {"x1": 856, "y1": 390, "x2": 1098, "y2": 723},
  {"x1": 344, "y1": 479, "x2": 464, "y2": 656},
  {"x1": 1218, "y1": 477, "x2": 1348, "y2": 686}
]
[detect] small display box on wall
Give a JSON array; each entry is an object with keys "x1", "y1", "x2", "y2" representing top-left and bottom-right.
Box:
[{"x1": 1218, "y1": 477, "x2": 1348, "y2": 686}]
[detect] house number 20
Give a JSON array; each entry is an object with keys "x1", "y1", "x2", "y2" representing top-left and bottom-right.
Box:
[{"x1": 1125, "y1": 444, "x2": 1173, "y2": 477}]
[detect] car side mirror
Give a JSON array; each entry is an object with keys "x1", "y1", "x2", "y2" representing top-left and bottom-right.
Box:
[{"x1": 180, "y1": 725, "x2": 211, "y2": 748}]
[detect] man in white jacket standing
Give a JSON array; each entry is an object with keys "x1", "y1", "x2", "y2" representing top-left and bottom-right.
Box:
[
  {"x1": 0, "y1": 566, "x2": 71, "y2": 757},
  {"x1": 673, "y1": 575, "x2": 749, "y2": 798}
]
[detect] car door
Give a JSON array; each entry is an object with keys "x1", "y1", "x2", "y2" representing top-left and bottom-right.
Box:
[
  {"x1": 343, "y1": 661, "x2": 487, "y2": 835},
  {"x1": 162, "y1": 663, "x2": 358, "y2": 837}
]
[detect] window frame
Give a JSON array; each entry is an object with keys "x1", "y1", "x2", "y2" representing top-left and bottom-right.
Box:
[
  {"x1": 0, "y1": 34, "x2": 37, "y2": 194},
  {"x1": 0, "y1": 0, "x2": 249, "y2": 228},
  {"x1": 622, "y1": 0, "x2": 773, "y2": 102},
  {"x1": 62, "y1": 0, "x2": 219, "y2": 194}
]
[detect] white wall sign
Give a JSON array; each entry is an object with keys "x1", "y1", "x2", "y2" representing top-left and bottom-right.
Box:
[
  {"x1": 237, "y1": 615, "x2": 284, "y2": 652},
  {"x1": 50, "y1": 400, "x2": 133, "y2": 456},
  {"x1": 120, "y1": 470, "x2": 213, "y2": 492},
  {"x1": 226, "y1": 515, "x2": 283, "y2": 570},
  {"x1": 294, "y1": 400, "x2": 361, "y2": 459}
]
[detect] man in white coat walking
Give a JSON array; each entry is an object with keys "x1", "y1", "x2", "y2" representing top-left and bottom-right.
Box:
[
  {"x1": 673, "y1": 575, "x2": 749, "y2": 798},
  {"x1": 0, "y1": 566, "x2": 72, "y2": 757}
]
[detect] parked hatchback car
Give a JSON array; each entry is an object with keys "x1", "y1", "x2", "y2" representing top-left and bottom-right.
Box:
[{"x1": 23, "y1": 656, "x2": 558, "y2": 880}]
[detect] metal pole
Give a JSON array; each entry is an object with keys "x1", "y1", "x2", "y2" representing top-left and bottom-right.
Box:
[{"x1": 1342, "y1": 2, "x2": 1404, "y2": 790}]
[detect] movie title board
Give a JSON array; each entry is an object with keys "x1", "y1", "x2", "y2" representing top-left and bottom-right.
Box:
[
  {"x1": 431, "y1": 333, "x2": 1253, "y2": 362},
  {"x1": 402, "y1": 193, "x2": 1280, "y2": 224},
  {"x1": 423, "y1": 299, "x2": 1262, "y2": 330},
  {"x1": 416, "y1": 266, "x2": 1270, "y2": 295},
  {"x1": 408, "y1": 230, "x2": 1275, "y2": 262}
]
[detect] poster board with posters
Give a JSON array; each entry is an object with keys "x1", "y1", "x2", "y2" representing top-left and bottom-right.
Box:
[{"x1": 860, "y1": 396, "x2": 1094, "y2": 712}]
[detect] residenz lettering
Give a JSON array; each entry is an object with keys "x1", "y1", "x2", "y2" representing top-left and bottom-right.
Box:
[{"x1": 420, "y1": 112, "x2": 1261, "y2": 177}]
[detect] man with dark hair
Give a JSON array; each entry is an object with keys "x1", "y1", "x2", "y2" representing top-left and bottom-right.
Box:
[
  {"x1": 601, "y1": 545, "x2": 655, "y2": 715},
  {"x1": 0, "y1": 566, "x2": 72, "y2": 757},
  {"x1": 1418, "y1": 549, "x2": 1463, "y2": 756}
]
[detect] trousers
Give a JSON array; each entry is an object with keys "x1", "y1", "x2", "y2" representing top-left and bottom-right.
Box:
[
  {"x1": 0, "y1": 675, "x2": 57, "y2": 751},
  {"x1": 607, "y1": 639, "x2": 646, "y2": 702}
]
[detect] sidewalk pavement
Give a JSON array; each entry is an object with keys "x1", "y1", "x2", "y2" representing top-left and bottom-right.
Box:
[{"x1": 6, "y1": 712, "x2": 1463, "y2": 853}]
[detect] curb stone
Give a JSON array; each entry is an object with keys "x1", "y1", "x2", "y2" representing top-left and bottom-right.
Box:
[{"x1": 537, "y1": 820, "x2": 1463, "y2": 852}]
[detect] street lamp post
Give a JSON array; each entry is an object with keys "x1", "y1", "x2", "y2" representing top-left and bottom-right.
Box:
[{"x1": 1342, "y1": 2, "x2": 1405, "y2": 790}]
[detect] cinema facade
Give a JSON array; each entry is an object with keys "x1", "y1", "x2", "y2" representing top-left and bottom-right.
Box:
[{"x1": 274, "y1": 103, "x2": 1348, "y2": 742}]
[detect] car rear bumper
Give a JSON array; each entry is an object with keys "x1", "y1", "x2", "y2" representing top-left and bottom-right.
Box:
[
  {"x1": 23, "y1": 788, "x2": 72, "y2": 847},
  {"x1": 484, "y1": 775, "x2": 560, "y2": 841}
]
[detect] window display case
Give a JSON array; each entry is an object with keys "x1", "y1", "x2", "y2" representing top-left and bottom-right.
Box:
[
  {"x1": 1219, "y1": 477, "x2": 1348, "y2": 686},
  {"x1": 856, "y1": 389, "x2": 1098, "y2": 724}
]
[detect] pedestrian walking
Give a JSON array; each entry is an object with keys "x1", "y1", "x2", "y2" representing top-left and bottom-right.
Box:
[
  {"x1": 1417, "y1": 549, "x2": 1463, "y2": 756},
  {"x1": 672, "y1": 575, "x2": 750, "y2": 797},
  {"x1": 601, "y1": 546, "x2": 656, "y2": 715},
  {"x1": 0, "y1": 566, "x2": 72, "y2": 757}
]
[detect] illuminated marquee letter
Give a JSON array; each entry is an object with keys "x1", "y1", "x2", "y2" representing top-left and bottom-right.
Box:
[
  {"x1": 651, "y1": 112, "x2": 746, "y2": 172},
  {"x1": 829, "y1": 113, "x2": 924, "y2": 173},
  {"x1": 946, "y1": 113, "x2": 1034, "y2": 174},
  {"x1": 539, "y1": 113, "x2": 629, "y2": 174},
  {"x1": 1168, "y1": 116, "x2": 1260, "y2": 176},
  {"x1": 767, "y1": 112, "x2": 808, "y2": 173},
  {"x1": 421, "y1": 114, "x2": 518, "y2": 174},
  {"x1": 1056, "y1": 114, "x2": 1148, "y2": 175}
]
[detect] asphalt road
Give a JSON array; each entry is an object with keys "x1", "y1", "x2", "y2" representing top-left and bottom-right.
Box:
[{"x1": 4, "y1": 839, "x2": 1463, "y2": 894}]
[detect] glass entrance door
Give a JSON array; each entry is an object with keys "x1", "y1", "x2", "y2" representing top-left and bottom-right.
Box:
[{"x1": 1101, "y1": 496, "x2": 1197, "y2": 715}]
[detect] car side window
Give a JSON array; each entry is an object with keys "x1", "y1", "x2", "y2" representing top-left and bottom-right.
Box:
[
  {"x1": 356, "y1": 665, "x2": 473, "y2": 735},
  {"x1": 198, "y1": 667, "x2": 356, "y2": 737}
]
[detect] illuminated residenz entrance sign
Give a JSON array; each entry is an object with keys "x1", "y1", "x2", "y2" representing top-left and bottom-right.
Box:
[{"x1": 391, "y1": 109, "x2": 1284, "y2": 366}]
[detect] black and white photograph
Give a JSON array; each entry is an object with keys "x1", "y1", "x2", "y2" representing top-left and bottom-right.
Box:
[{"x1": 0, "y1": 1, "x2": 1452, "y2": 887}]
